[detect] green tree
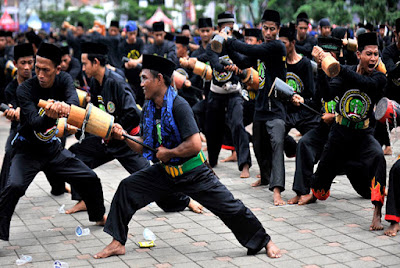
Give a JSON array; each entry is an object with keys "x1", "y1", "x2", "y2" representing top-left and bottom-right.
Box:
[{"x1": 39, "y1": 9, "x2": 96, "y2": 29}]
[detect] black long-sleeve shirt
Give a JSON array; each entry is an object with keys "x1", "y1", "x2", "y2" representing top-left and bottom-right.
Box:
[
  {"x1": 226, "y1": 38, "x2": 287, "y2": 121},
  {"x1": 295, "y1": 35, "x2": 317, "y2": 59},
  {"x1": 88, "y1": 68, "x2": 139, "y2": 133},
  {"x1": 16, "y1": 72, "x2": 79, "y2": 144},
  {"x1": 320, "y1": 65, "x2": 386, "y2": 123},
  {"x1": 382, "y1": 43, "x2": 400, "y2": 101}
]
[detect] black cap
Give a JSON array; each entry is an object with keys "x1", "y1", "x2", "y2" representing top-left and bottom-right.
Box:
[
  {"x1": 365, "y1": 22, "x2": 374, "y2": 32},
  {"x1": 331, "y1": 27, "x2": 347, "y2": 39},
  {"x1": 261, "y1": 9, "x2": 280, "y2": 25},
  {"x1": 198, "y1": 18, "x2": 212, "y2": 29},
  {"x1": 0, "y1": 30, "x2": 6, "y2": 37},
  {"x1": 379, "y1": 24, "x2": 386, "y2": 29},
  {"x1": 77, "y1": 21, "x2": 84, "y2": 28},
  {"x1": 182, "y1": 24, "x2": 190, "y2": 31},
  {"x1": 60, "y1": 45, "x2": 70, "y2": 56},
  {"x1": 142, "y1": 54, "x2": 176, "y2": 78},
  {"x1": 279, "y1": 23, "x2": 296, "y2": 41},
  {"x1": 26, "y1": 31, "x2": 43, "y2": 47},
  {"x1": 217, "y1": 12, "x2": 235, "y2": 25},
  {"x1": 175, "y1": 35, "x2": 189, "y2": 45},
  {"x1": 153, "y1": 21, "x2": 165, "y2": 32},
  {"x1": 110, "y1": 20, "x2": 119, "y2": 28},
  {"x1": 396, "y1": 18, "x2": 400, "y2": 33},
  {"x1": 319, "y1": 18, "x2": 330, "y2": 27},
  {"x1": 296, "y1": 12, "x2": 309, "y2": 24},
  {"x1": 357, "y1": 32, "x2": 378, "y2": 51},
  {"x1": 244, "y1": 28, "x2": 261, "y2": 38},
  {"x1": 37, "y1": 43, "x2": 62, "y2": 66},
  {"x1": 81, "y1": 42, "x2": 109, "y2": 55},
  {"x1": 14, "y1": 43, "x2": 34, "y2": 61},
  {"x1": 318, "y1": 37, "x2": 343, "y2": 52},
  {"x1": 165, "y1": 32, "x2": 175, "y2": 41},
  {"x1": 5, "y1": 31, "x2": 12, "y2": 37}
]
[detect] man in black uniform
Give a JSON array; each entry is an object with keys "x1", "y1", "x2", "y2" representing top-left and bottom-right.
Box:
[
  {"x1": 220, "y1": 9, "x2": 287, "y2": 205},
  {"x1": 279, "y1": 24, "x2": 320, "y2": 160},
  {"x1": 303, "y1": 33, "x2": 387, "y2": 231},
  {"x1": 0, "y1": 43, "x2": 106, "y2": 241},
  {"x1": 295, "y1": 12, "x2": 316, "y2": 59},
  {"x1": 384, "y1": 158, "x2": 400, "y2": 236},
  {"x1": 93, "y1": 54, "x2": 281, "y2": 259},
  {"x1": 205, "y1": 11, "x2": 252, "y2": 178},
  {"x1": 60, "y1": 45, "x2": 84, "y2": 87},
  {"x1": 0, "y1": 30, "x2": 14, "y2": 103},
  {"x1": 120, "y1": 21, "x2": 145, "y2": 106}
]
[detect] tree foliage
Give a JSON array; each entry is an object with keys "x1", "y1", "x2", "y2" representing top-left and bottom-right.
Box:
[{"x1": 39, "y1": 9, "x2": 96, "y2": 29}]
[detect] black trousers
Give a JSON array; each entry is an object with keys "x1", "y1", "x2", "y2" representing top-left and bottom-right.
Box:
[
  {"x1": 374, "y1": 122, "x2": 390, "y2": 147},
  {"x1": 0, "y1": 128, "x2": 67, "y2": 195},
  {"x1": 293, "y1": 122, "x2": 331, "y2": 195},
  {"x1": 0, "y1": 139, "x2": 105, "y2": 241},
  {"x1": 69, "y1": 136, "x2": 190, "y2": 212},
  {"x1": 104, "y1": 163, "x2": 270, "y2": 255},
  {"x1": 192, "y1": 99, "x2": 206, "y2": 133},
  {"x1": 385, "y1": 160, "x2": 400, "y2": 223},
  {"x1": 253, "y1": 119, "x2": 286, "y2": 191},
  {"x1": 205, "y1": 91, "x2": 251, "y2": 171},
  {"x1": 311, "y1": 124, "x2": 386, "y2": 204},
  {"x1": 284, "y1": 109, "x2": 321, "y2": 158}
]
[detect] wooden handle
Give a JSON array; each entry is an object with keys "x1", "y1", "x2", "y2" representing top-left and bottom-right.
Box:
[{"x1": 38, "y1": 99, "x2": 49, "y2": 108}]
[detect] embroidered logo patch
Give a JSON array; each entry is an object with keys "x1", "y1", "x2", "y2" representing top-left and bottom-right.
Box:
[
  {"x1": 286, "y1": 72, "x2": 304, "y2": 94},
  {"x1": 339, "y1": 89, "x2": 371, "y2": 122},
  {"x1": 107, "y1": 101, "x2": 116, "y2": 113}
]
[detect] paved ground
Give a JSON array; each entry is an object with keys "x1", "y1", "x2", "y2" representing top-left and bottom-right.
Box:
[{"x1": 0, "y1": 115, "x2": 399, "y2": 268}]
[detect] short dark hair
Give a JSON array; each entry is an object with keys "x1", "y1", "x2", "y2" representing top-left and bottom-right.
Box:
[
  {"x1": 87, "y1": 54, "x2": 108, "y2": 67},
  {"x1": 149, "y1": 69, "x2": 171, "y2": 87}
]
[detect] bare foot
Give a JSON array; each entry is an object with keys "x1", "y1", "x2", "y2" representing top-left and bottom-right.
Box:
[
  {"x1": 188, "y1": 199, "x2": 203, "y2": 214},
  {"x1": 65, "y1": 200, "x2": 87, "y2": 214},
  {"x1": 96, "y1": 215, "x2": 107, "y2": 226},
  {"x1": 93, "y1": 239, "x2": 125, "y2": 259},
  {"x1": 251, "y1": 179, "x2": 262, "y2": 187},
  {"x1": 384, "y1": 222, "x2": 400, "y2": 237},
  {"x1": 220, "y1": 151, "x2": 237, "y2": 162},
  {"x1": 287, "y1": 195, "x2": 300, "y2": 205},
  {"x1": 298, "y1": 194, "x2": 317, "y2": 205},
  {"x1": 383, "y1": 146, "x2": 392, "y2": 155},
  {"x1": 256, "y1": 174, "x2": 261, "y2": 178},
  {"x1": 273, "y1": 188, "x2": 286, "y2": 206},
  {"x1": 265, "y1": 240, "x2": 281, "y2": 258},
  {"x1": 65, "y1": 185, "x2": 71, "y2": 194},
  {"x1": 203, "y1": 146, "x2": 207, "y2": 152},
  {"x1": 370, "y1": 204, "x2": 384, "y2": 231},
  {"x1": 240, "y1": 164, "x2": 250, "y2": 178}
]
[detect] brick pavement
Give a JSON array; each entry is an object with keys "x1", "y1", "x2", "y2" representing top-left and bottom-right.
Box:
[{"x1": 0, "y1": 116, "x2": 399, "y2": 267}]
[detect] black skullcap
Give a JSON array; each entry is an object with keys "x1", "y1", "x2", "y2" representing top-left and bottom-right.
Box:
[
  {"x1": 357, "y1": 32, "x2": 378, "y2": 51},
  {"x1": 37, "y1": 43, "x2": 62, "y2": 66},
  {"x1": 332, "y1": 27, "x2": 347, "y2": 39},
  {"x1": 142, "y1": 54, "x2": 176, "y2": 78},
  {"x1": 81, "y1": 42, "x2": 108, "y2": 55},
  {"x1": 244, "y1": 28, "x2": 262, "y2": 38},
  {"x1": 198, "y1": 18, "x2": 212, "y2": 28},
  {"x1": 365, "y1": 22, "x2": 374, "y2": 32},
  {"x1": 182, "y1": 24, "x2": 190, "y2": 31},
  {"x1": 261, "y1": 9, "x2": 280, "y2": 25},
  {"x1": 296, "y1": 12, "x2": 309, "y2": 24},
  {"x1": 110, "y1": 20, "x2": 119, "y2": 28},
  {"x1": 26, "y1": 31, "x2": 42, "y2": 47},
  {"x1": 217, "y1": 12, "x2": 235, "y2": 25},
  {"x1": 153, "y1": 21, "x2": 165, "y2": 32},
  {"x1": 0, "y1": 30, "x2": 6, "y2": 37},
  {"x1": 318, "y1": 37, "x2": 343, "y2": 52},
  {"x1": 379, "y1": 24, "x2": 386, "y2": 29},
  {"x1": 5, "y1": 31, "x2": 13, "y2": 37},
  {"x1": 279, "y1": 23, "x2": 296, "y2": 41},
  {"x1": 319, "y1": 18, "x2": 330, "y2": 27},
  {"x1": 77, "y1": 21, "x2": 84, "y2": 28},
  {"x1": 165, "y1": 32, "x2": 175, "y2": 41},
  {"x1": 175, "y1": 35, "x2": 189, "y2": 46},
  {"x1": 14, "y1": 43, "x2": 34, "y2": 61},
  {"x1": 396, "y1": 18, "x2": 400, "y2": 33},
  {"x1": 60, "y1": 45, "x2": 70, "y2": 56}
]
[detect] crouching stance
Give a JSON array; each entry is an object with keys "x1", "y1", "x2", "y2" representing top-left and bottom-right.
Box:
[{"x1": 94, "y1": 54, "x2": 281, "y2": 259}]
